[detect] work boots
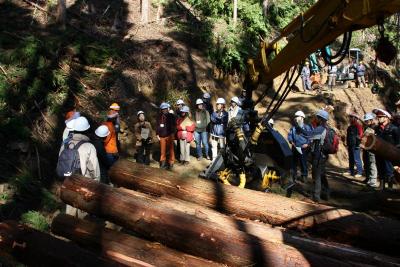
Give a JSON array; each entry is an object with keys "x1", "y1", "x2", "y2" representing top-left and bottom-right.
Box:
[{"x1": 160, "y1": 161, "x2": 167, "y2": 169}]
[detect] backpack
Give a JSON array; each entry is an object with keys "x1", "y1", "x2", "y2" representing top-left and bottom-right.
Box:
[
  {"x1": 322, "y1": 127, "x2": 339, "y2": 154},
  {"x1": 56, "y1": 140, "x2": 87, "y2": 179}
]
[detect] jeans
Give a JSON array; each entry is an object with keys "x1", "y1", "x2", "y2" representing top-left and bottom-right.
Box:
[
  {"x1": 106, "y1": 153, "x2": 119, "y2": 167},
  {"x1": 302, "y1": 77, "x2": 311, "y2": 91},
  {"x1": 292, "y1": 147, "x2": 309, "y2": 178},
  {"x1": 348, "y1": 146, "x2": 363, "y2": 175},
  {"x1": 328, "y1": 75, "x2": 336, "y2": 88},
  {"x1": 312, "y1": 152, "x2": 329, "y2": 200},
  {"x1": 211, "y1": 135, "x2": 225, "y2": 160},
  {"x1": 363, "y1": 150, "x2": 377, "y2": 184},
  {"x1": 195, "y1": 131, "x2": 209, "y2": 158},
  {"x1": 357, "y1": 75, "x2": 366, "y2": 88}
]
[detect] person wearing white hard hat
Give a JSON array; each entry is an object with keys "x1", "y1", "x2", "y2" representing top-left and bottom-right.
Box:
[
  {"x1": 343, "y1": 113, "x2": 363, "y2": 178},
  {"x1": 156, "y1": 102, "x2": 176, "y2": 169},
  {"x1": 228, "y1": 96, "x2": 242, "y2": 122},
  {"x1": 62, "y1": 110, "x2": 81, "y2": 143},
  {"x1": 176, "y1": 106, "x2": 195, "y2": 165},
  {"x1": 301, "y1": 61, "x2": 312, "y2": 92},
  {"x1": 93, "y1": 125, "x2": 112, "y2": 184},
  {"x1": 210, "y1": 98, "x2": 228, "y2": 160},
  {"x1": 288, "y1": 110, "x2": 313, "y2": 182},
  {"x1": 194, "y1": 98, "x2": 211, "y2": 160},
  {"x1": 202, "y1": 92, "x2": 213, "y2": 115},
  {"x1": 268, "y1": 118, "x2": 274, "y2": 128},
  {"x1": 373, "y1": 108, "x2": 400, "y2": 189},
  {"x1": 134, "y1": 111, "x2": 153, "y2": 165},
  {"x1": 57, "y1": 116, "x2": 100, "y2": 218},
  {"x1": 175, "y1": 99, "x2": 185, "y2": 115},
  {"x1": 362, "y1": 112, "x2": 378, "y2": 187}
]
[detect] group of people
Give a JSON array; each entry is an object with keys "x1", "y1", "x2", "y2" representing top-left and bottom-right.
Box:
[
  {"x1": 301, "y1": 60, "x2": 367, "y2": 91},
  {"x1": 288, "y1": 107, "x2": 399, "y2": 204}
]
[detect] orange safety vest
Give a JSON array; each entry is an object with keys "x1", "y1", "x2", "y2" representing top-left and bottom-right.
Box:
[{"x1": 103, "y1": 121, "x2": 118, "y2": 154}]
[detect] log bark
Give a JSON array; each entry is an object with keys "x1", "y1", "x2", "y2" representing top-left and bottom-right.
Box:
[
  {"x1": 109, "y1": 159, "x2": 400, "y2": 256},
  {"x1": 61, "y1": 175, "x2": 400, "y2": 266},
  {"x1": 0, "y1": 221, "x2": 114, "y2": 266},
  {"x1": 52, "y1": 214, "x2": 224, "y2": 267},
  {"x1": 361, "y1": 132, "x2": 400, "y2": 165}
]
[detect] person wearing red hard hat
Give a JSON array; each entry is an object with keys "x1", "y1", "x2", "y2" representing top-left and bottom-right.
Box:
[
  {"x1": 343, "y1": 112, "x2": 363, "y2": 179},
  {"x1": 373, "y1": 108, "x2": 400, "y2": 189}
]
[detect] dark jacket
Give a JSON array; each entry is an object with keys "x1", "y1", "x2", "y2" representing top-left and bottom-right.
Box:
[
  {"x1": 288, "y1": 124, "x2": 313, "y2": 147},
  {"x1": 156, "y1": 113, "x2": 176, "y2": 137},
  {"x1": 210, "y1": 110, "x2": 228, "y2": 137},
  {"x1": 375, "y1": 123, "x2": 400, "y2": 147},
  {"x1": 195, "y1": 110, "x2": 210, "y2": 132},
  {"x1": 346, "y1": 122, "x2": 363, "y2": 148}
]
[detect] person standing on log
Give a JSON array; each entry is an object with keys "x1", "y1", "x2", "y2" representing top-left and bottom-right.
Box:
[
  {"x1": 373, "y1": 108, "x2": 400, "y2": 189},
  {"x1": 134, "y1": 111, "x2": 153, "y2": 165},
  {"x1": 298, "y1": 110, "x2": 330, "y2": 202},
  {"x1": 362, "y1": 112, "x2": 378, "y2": 187},
  {"x1": 344, "y1": 113, "x2": 363, "y2": 178},
  {"x1": 156, "y1": 103, "x2": 176, "y2": 169},
  {"x1": 288, "y1": 110, "x2": 312, "y2": 183},
  {"x1": 102, "y1": 111, "x2": 119, "y2": 167},
  {"x1": 210, "y1": 98, "x2": 228, "y2": 160},
  {"x1": 194, "y1": 99, "x2": 211, "y2": 161},
  {"x1": 93, "y1": 125, "x2": 111, "y2": 184},
  {"x1": 59, "y1": 116, "x2": 100, "y2": 217},
  {"x1": 176, "y1": 106, "x2": 195, "y2": 165}
]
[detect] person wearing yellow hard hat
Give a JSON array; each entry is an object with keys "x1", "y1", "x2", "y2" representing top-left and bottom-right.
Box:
[{"x1": 102, "y1": 111, "x2": 119, "y2": 166}]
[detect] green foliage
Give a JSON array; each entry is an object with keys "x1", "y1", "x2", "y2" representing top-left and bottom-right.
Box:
[
  {"x1": 41, "y1": 189, "x2": 61, "y2": 212},
  {"x1": 10, "y1": 170, "x2": 42, "y2": 204},
  {"x1": 163, "y1": 88, "x2": 190, "y2": 107},
  {"x1": 0, "y1": 117, "x2": 31, "y2": 141},
  {"x1": 21, "y1": 211, "x2": 49, "y2": 232}
]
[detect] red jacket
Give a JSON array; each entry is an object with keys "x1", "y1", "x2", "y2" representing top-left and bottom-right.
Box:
[{"x1": 176, "y1": 117, "x2": 195, "y2": 142}]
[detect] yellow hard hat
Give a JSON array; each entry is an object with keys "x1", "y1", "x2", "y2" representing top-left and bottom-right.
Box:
[{"x1": 109, "y1": 103, "x2": 120, "y2": 111}]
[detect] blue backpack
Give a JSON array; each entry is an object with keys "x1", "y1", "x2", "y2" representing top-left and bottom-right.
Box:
[{"x1": 56, "y1": 140, "x2": 87, "y2": 179}]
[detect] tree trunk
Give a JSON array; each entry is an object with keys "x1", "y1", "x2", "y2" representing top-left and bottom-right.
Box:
[
  {"x1": 141, "y1": 0, "x2": 149, "y2": 24},
  {"x1": 61, "y1": 175, "x2": 400, "y2": 266},
  {"x1": 109, "y1": 159, "x2": 400, "y2": 256},
  {"x1": 56, "y1": 0, "x2": 66, "y2": 29},
  {"x1": 262, "y1": 0, "x2": 269, "y2": 17},
  {"x1": 362, "y1": 132, "x2": 400, "y2": 165},
  {"x1": 233, "y1": 0, "x2": 238, "y2": 26},
  {"x1": 156, "y1": 4, "x2": 164, "y2": 23},
  {"x1": 0, "y1": 221, "x2": 113, "y2": 266},
  {"x1": 52, "y1": 214, "x2": 223, "y2": 267}
]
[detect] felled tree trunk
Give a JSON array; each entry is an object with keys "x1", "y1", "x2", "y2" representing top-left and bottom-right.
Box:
[
  {"x1": 52, "y1": 214, "x2": 223, "y2": 267},
  {"x1": 0, "y1": 221, "x2": 113, "y2": 266},
  {"x1": 109, "y1": 159, "x2": 400, "y2": 256},
  {"x1": 361, "y1": 132, "x2": 400, "y2": 165},
  {"x1": 61, "y1": 175, "x2": 400, "y2": 266}
]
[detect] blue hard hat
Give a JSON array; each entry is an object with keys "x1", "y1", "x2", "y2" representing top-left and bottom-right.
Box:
[
  {"x1": 363, "y1": 112, "x2": 375, "y2": 121},
  {"x1": 203, "y1": 92, "x2": 211, "y2": 99},
  {"x1": 180, "y1": 105, "x2": 190, "y2": 113},
  {"x1": 160, "y1": 102, "x2": 169, "y2": 109},
  {"x1": 316, "y1": 109, "x2": 329, "y2": 121}
]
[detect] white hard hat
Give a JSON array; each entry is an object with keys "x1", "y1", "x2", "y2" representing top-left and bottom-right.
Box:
[
  {"x1": 137, "y1": 110, "x2": 144, "y2": 116},
  {"x1": 176, "y1": 99, "x2": 185, "y2": 105},
  {"x1": 203, "y1": 93, "x2": 211, "y2": 99},
  {"x1": 268, "y1": 118, "x2": 274, "y2": 125},
  {"x1": 180, "y1": 106, "x2": 190, "y2": 113},
  {"x1": 66, "y1": 118, "x2": 76, "y2": 130},
  {"x1": 160, "y1": 102, "x2": 169, "y2": 109},
  {"x1": 196, "y1": 99, "x2": 204, "y2": 105},
  {"x1": 231, "y1": 96, "x2": 240, "y2": 104},
  {"x1": 373, "y1": 108, "x2": 391, "y2": 118},
  {"x1": 294, "y1": 110, "x2": 305, "y2": 118},
  {"x1": 73, "y1": 116, "x2": 90, "y2": 132},
  {"x1": 216, "y1": 98, "x2": 226, "y2": 105},
  {"x1": 95, "y1": 125, "x2": 110, "y2": 138},
  {"x1": 363, "y1": 112, "x2": 375, "y2": 121}
]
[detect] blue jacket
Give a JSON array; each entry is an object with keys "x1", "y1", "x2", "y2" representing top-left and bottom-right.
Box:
[
  {"x1": 300, "y1": 124, "x2": 327, "y2": 156},
  {"x1": 288, "y1": 124, "x2": 313, "y2": 147},
  {"x1": 210, "y1": 110, "x2": 228, "y2": 137},
  {"x1": 356, "y1": 64, "x2": 366, "y2": 76}
]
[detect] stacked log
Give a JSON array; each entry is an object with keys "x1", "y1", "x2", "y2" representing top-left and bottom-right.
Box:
[
  {"x1": 60, "y1": 175, "x2": 400, "y2": 266},
  {"x1": 109, "y1": 159, "x2": 400, "y2": 256},
  {"x1": 51, "y1": 214, "x2": 224, "y2": 267},
  {"x1": 0, "y1": 221, "x2": 113, "y2": 266}
]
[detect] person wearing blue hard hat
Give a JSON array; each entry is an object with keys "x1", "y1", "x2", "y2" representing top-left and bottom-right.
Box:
[{"x1": 156, "y1": 102, "x2": 176, "y2": 169}]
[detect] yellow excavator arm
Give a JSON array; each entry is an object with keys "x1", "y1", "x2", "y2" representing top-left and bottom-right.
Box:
[{"x1": 248, "y1": 0, "x2": 400, "y2": 85}]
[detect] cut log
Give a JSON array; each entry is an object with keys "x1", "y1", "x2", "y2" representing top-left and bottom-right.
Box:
[
  {"x1": 52, "y1": 214, "x2": 224, "y2": 267},
  {"x1": 109, "y1": 159, "x2": 400, "y2": 256},
  {"x1": 61, "y1": 175, "x2": 400, "y2": 266},
  {"x1": 362, "y1": 132, "x2": 400, "y2": 165},
  {"x1": 0, "y1": 221, "x2": 114, "y2": 266}
]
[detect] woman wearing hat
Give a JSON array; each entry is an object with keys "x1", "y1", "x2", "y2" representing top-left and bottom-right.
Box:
[
  {"x1": 176, "y1": 106, "x2": 195, "y2": 165},
  {"x1": 134, "y1": 111, "x2": 153, "y2": 165}
]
